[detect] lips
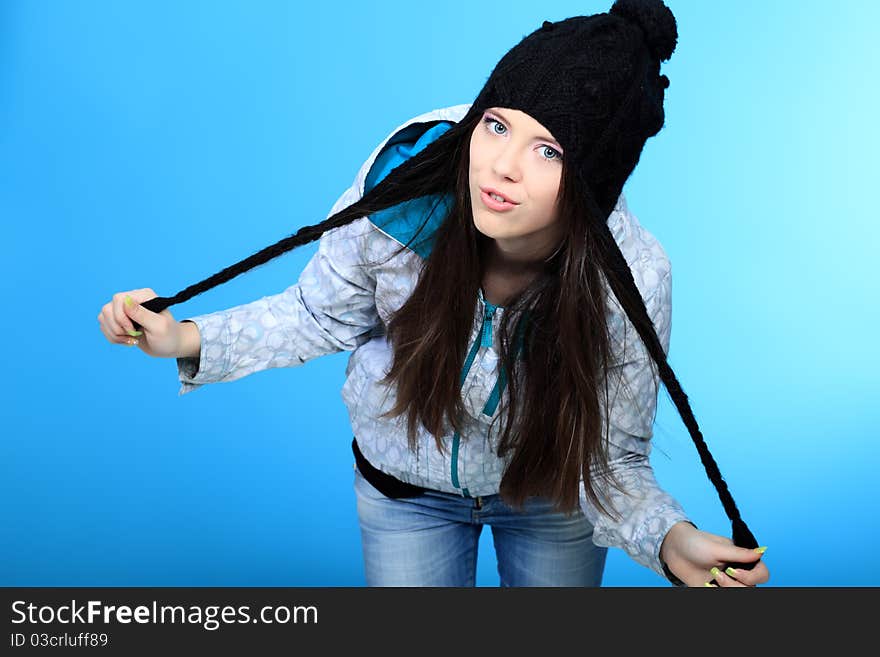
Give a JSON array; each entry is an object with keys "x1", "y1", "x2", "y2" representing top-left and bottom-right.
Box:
[
  {"x1": 479, "y1": 186, "x2": 518, "y2": 204},
  {"x1": 479, "y1": 189, "x2": 517, "y2": 212}
]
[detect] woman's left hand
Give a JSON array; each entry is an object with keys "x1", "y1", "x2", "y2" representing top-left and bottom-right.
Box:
[{"x1": 659, "y1": 521, "x2": 770, "y2": 587}]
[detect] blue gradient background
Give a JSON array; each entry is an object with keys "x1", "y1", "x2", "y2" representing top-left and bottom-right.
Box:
[{"x1": 2, "y1": 0, "x2": 877, "y2": 587}]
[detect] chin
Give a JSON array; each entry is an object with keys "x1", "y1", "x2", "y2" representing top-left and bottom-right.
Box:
[{"x1": 474, "y1": 210, "x2": 517, "y2": 239}]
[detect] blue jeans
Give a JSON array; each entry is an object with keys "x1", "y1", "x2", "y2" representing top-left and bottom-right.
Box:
[{"x1": 354, "y1": 465, "x2": 608, "y2": 586}]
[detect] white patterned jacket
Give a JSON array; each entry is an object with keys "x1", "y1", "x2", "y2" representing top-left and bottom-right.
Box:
[{"x1": 175, "y1": 103, "x2": 692, "y2": 582}]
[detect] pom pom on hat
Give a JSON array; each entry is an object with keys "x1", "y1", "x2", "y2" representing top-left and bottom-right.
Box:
[{"x1": 610, "y1": 0, "x2": 678, "y2": 61}]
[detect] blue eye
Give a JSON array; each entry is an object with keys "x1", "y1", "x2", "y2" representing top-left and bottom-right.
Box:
[
  {"x1": 483, "y1": 116, "x2": 506, "y2": 135},
  {"x1": 482, "y1": 116, "x2": 562, "y2": 164},
  {"x1": 540, "y1": 145, "x2": 562, "y2": 161}
]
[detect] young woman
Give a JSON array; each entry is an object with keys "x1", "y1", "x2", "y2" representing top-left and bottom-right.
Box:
[{"x1": 98, "y1": 0, "x2": 770, "y2": 587}]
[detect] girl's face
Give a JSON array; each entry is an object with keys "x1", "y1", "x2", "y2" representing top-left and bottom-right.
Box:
[{"x1": 468, "y1": 107, "x2": 565, "y2": 265}]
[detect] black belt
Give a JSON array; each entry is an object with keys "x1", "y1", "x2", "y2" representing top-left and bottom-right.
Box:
[{"x1": 351, "y1": 437, "x2": 427, "y2": 498}]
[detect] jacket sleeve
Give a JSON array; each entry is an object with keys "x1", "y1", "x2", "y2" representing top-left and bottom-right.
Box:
[
  {"x1": 578, "y1": 263, "x2": 696, "y2": 585},
  {"x1": 175, "y1": 190, "x2": 381, "y2": 396}
]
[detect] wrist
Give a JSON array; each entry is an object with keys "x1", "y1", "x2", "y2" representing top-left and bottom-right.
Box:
[
  {"x1": 177, "y1": 320, "x2": 201, "y2": 359},
  {"x1": 659, "y1": 520, "x2": 697, "y2": 586},
  {"x1": 659, "y1": 520, "x2": 697, "y2": 565}
]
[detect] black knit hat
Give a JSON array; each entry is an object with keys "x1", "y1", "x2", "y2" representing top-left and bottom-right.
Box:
[{"x1": 459, "y1": 0, "x2": 677, "y2": 221}]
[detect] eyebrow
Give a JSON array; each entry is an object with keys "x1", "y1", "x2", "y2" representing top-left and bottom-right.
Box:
[{"x1": 488, "y1": 108, "x2": 563, "y2": 149}]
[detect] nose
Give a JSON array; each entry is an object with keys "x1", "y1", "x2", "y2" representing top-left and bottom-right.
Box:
[{"x1": 491, "y1": 143, "x2": 522, "y2": 182}]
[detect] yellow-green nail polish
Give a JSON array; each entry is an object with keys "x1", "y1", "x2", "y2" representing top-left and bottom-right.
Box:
[
  {"x1": 725, "y1": 567, "x2": 738, "y2": 577},
  {"x1": 124, "y1": 295, "x2": 133, "y2": 308},
  {"x1": 703, "y1": 582, "x2": 716, "y2": 587},
  {"x1": 754, "y1": 546, "x2": 767, "y2": 554},
  {"x1": 710, "y1": 567, "x2": 722, "y2": 578},
  {"x1": 126, "y1": 329, "x2": 143, "y2": 337}
]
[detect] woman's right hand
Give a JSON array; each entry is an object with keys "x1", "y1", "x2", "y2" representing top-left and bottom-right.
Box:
[{"x1": 97, "y1": 288, "x2": 182, "y2": 358}]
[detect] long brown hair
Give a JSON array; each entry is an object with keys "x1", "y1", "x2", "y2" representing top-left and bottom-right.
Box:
[{"x1": 377, "y1": 113, "x2": 629, "y2": 517}]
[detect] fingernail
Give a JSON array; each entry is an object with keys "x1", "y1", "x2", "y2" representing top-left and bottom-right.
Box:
[
  {"x1": 710, "y1": 566, "x2": 722, "y2": 578},
  {"x1": 126, "y1": 329, "x2": 143, "y2": 337},
  {"x1": 703, "y1": 582, "x2": 717, "y2": 587},
  {"x1": 754, "y1": 546, "x2": 767, "y2": 554},
  {"x1": 124, "y1": 295, "x2": 133, "y2": 308},
  {"x1": 725, "y1": 567, "x2": 738, "y2": 577}
]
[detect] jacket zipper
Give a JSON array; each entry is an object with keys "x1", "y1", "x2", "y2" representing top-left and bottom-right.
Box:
[
  {"x1": 451, "y1": 296, "x2": 497, "y2": 497},
  {"x1": 481, "y1": 305, "x2": 528, "y2": 417}
]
